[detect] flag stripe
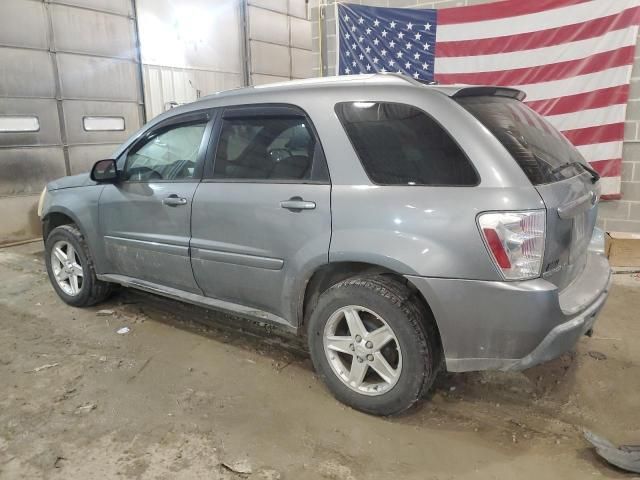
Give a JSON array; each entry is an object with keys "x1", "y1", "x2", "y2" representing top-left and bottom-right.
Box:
[
  {"x1": 576, "y1": 141, "x2": 623, "y2": 163},
  {"x1": 437, "y1": 0, "x2": 586, "y2": 26},
  {"x1": 436, "y1": 6, "x2": 640, "y2": 57},
  {"x1": 435, "y1": 27, "x2": 636, "y2": 74},
  {"x1": 562, "y1": 123, "x2": 625, "y2": 146},
  {"x1": 518, "y1": 65, "x2": 632, "y2": 102},
  {"x1": 435, "y1": 46, "x2": 635, "y2": 86},
  {"x1": 546, "y1": 104, "x2": 627, "y2": 131},
  {"x1": 437, "y1": 0, "x2": 637, "y2": 40},
  {"x1": 591, "y1": 159, "x2": 623, "y2": 177},
  {"x1": 525, "y1": 85, "x2": 630, "y2": 116}
]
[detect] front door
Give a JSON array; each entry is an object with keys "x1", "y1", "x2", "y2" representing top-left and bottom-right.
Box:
[
  {"x1": 99, "y1": 110, "x2": 213, "y2": 293},
  {"x1": 190, "y1": 105, "x2": 331, "y2": 325}
]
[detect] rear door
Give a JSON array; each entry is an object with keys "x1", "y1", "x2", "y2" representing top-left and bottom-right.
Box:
[
  {"x1": 458, "y1": 96, "x2": 599, "y2": 289},
  {"x1": 99, "y1": 110, "x2": 214, "y2": 292},
  {"x1": 190, "y1": 105, "x2": 331, "y2": 325}
]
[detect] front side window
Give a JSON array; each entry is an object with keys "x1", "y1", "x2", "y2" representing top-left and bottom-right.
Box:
[
  {"x1": 124, "y1": 121, "x2": 207, "y2": 181},
  {"x1": 213, "y1": 116, "x2": 316, "y2": 181},
  {"x1": 335, "y1": 102, "x2": 478, "y2": 186}
]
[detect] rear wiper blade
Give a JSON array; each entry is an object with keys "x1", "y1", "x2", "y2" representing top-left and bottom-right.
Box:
[{"x1": 551, "y1": 161, "x2": 600, "y2": 184}]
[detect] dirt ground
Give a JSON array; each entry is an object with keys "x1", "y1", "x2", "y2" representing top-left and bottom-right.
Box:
[{"x1": 0, "y1": 242, "x2": 639, "y2": 480}]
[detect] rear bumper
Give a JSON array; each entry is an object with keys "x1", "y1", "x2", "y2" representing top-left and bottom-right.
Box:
[
  {"x1": 505, "y1": 272, "x2": 611, "y2": 371},
  {"x1": 406, "y1": 252, "x2": 612, "y2": 372}
]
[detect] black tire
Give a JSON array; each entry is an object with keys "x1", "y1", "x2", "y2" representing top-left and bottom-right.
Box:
[
  {"x1": 307, "y1": 275, "x2": 440, "y2": 416},
  {"x1": 45, "y1": 224, "x2": 112, "y2": 307}
]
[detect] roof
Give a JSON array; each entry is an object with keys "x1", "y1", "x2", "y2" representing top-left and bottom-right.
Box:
[
  {"x1": 196, "y1": 74, "x2": 474, "y2": 102},
  {"x1": 155, "y1": 74, "x2": 524, "y2": 124}
]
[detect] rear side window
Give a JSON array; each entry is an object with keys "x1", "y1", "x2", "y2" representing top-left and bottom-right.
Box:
[
  {"x1": 457, "y1": 96, "x2": 584, "y2": 185},
  {"x1": 213, "y1": 116, "x2": 317, "y2": 181},
  {"x1": 335, "y1": 102, "x2": 478, "y2": 186}
]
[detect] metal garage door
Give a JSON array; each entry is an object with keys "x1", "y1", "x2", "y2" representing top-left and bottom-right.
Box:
[
  {"x1": 0, "y1": 0, "x2": 144, "y2": 245},
  {"x1": 248, "y1": 0, "x2": 313, "y2": 85},
  {"x1": 136, "y1": 0, "x2": 246, "y2": 120}
]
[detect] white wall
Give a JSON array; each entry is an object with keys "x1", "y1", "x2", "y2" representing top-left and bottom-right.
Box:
[
  {"x1": 136, "y1": 0, "x2": 245, "y2": 119},
  {"x1": 137, "y1": 0, "x2": 314, "y2": 117}
]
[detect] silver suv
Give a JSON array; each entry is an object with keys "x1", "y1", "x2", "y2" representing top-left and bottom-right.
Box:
[{"x1": 41, "y1": 74, "x2": 611, "y2": 416}]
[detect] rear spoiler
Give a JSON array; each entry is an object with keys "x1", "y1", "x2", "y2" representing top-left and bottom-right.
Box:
[{"x1": 452, "y1": 86, "x2": 526, "y2": 101}]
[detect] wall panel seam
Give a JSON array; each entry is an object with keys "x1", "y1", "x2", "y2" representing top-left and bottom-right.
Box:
[
  {"x1": 43, "y1": 0, "x2": 133, "y2": 19},
  {"x1": 44, "y1": 1, "x2": 72, "y2": 176}
]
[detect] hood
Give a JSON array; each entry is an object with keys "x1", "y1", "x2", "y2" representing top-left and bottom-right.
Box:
[{"x1": 47, "y1": 173, "x2": 97, "y2": 191}]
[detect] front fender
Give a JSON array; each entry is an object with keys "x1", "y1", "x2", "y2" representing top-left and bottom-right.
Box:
[{"x1": 42, "y1": 185, "x2": 107, "y2": 273}]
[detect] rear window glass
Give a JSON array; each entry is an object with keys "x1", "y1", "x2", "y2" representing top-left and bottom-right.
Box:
[
  {"x1": 335, "y1": 102, "x2": 478, "y2": 186},
  {"x1": 457, "y1": 96, "x2": 584, "y2": 185}
]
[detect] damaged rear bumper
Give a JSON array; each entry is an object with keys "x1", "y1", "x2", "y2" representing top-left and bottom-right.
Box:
[
  {"x1": 503, "y1": 272, "x2": 612, "y2": 371},
  {"x1": 406, "y1": 252, "x2": 612, "y2": 372}
]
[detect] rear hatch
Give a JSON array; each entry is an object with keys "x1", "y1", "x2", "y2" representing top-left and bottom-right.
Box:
[{"x1": 457, "y1": 94, "x2": 600, "y2": 290}]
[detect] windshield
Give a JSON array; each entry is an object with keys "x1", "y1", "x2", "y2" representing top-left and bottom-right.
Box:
[{"x1": 457, "y1": 96, "x2": 585, "y2": 185}]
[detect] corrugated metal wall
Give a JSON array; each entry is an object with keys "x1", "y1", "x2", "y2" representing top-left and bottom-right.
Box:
[
  {"x1": 247, "y1": 0, "x2": 313, "y2": 85},
  {"x1": 0, "y1": 0, "x2": 143, "y2": 244},
  {"x1": 0, "y1": 0, "x2": 312, "y2": 244}
]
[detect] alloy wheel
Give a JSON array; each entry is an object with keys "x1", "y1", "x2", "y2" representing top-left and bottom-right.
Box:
[
  {"x1": 50, "y1": 240, "x2": 84, "y2": 296},
  {"x1": 322, "y1": 305, "x2": 402, "y2": 396}
]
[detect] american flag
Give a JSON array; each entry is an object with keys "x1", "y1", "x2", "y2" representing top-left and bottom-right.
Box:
[{"x1": 337, "y1": 0, "x2": 640, "y2": 198}]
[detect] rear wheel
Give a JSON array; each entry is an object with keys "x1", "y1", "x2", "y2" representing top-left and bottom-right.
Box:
[
  {"x1": 308, "y1": 275, "x2": 439, "y2": 416},
  {"x1": 45, "y1": 224, "x2": 112, "y2": 307}
]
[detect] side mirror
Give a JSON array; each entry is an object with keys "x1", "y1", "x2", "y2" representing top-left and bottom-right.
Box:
[{"x1": 90, "y1": 159, "x2": 118, "y2": 183}]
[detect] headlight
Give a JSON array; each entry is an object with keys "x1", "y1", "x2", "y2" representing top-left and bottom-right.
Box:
[{"x1": 37, "y1": 186, "x2": 48, "y2": 218}]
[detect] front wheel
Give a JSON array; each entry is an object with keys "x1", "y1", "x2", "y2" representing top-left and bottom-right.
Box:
[
  {"x1": 308, "y1": 275, "x2": 439, "y2": 416},
  {"x1": 45, "y1": 224, "x2": 112, "y2": 307}
]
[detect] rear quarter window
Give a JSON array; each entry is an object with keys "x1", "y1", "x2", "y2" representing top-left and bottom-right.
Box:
[{"x1": 335, "y1": 102, "x2": 479, "y2": 186}]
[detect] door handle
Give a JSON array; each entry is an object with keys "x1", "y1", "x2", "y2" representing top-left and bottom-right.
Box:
[
  {"x1": 162, "y1": 194, "x2": 188, "y2": 207},
  {"x1": 280, "y1": 196, "x2": 316, "y2": 211}
]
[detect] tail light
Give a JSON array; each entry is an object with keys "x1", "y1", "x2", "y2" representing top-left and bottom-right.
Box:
[{"x1": 477, "y1": 210, "x2": 546, "y2": 280}]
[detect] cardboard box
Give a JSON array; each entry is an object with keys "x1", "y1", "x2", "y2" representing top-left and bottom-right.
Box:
[{"x1": 605, "y1": 232, "x2": 640, "y2": 267}]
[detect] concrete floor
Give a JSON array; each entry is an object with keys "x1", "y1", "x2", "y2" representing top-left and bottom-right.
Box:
[{"x1": 1, "y1": 242, "x2": 639, "y2": 479}]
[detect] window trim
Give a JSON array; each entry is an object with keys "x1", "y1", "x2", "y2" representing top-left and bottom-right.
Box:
[
  {"x1": 334, "y1": 101, "x2": 481, "y2": 187},
  {"x1": 202, "y1": 103, "x2": 331, "y2": 185},
  {"x1": 118, "y1": 109, "x2": 217, "y2": 184}
]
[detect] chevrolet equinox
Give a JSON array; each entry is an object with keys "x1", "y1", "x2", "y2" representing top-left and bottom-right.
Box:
[{"x1": 40, "y1": 74, "x2": 612, "y2": 415}]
